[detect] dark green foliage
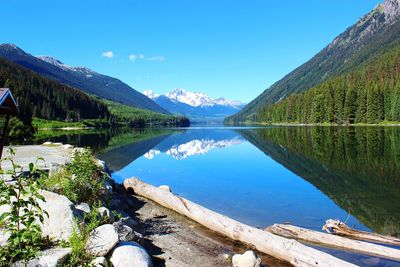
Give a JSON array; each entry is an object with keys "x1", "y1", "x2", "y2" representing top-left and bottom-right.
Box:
[
  {"x1": 257, "y1": 45, "x2": 400, "y2": 124},
  {"x1": 0, "y1": 148, "x2": 49, "y2": 265},
  {"x1": 103, "y1": 99, "x2": 190, "y2": 127},
  {"x1": 8, "y1": 118, "x2": 34, "y2": 141},
  {"x1": 0, "y1": 58, "x2": 111, "y2": 122}
]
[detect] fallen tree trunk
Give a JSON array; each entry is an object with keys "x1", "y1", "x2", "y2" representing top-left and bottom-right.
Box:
[
  {"x1": 323, "y1": 219, "x2": 400, "y2": 246},
  {"x1": 124, "y1": 177, "x2": 356, "y2": 267},
  {"x1": 266, "y1": 224, "x2": 400, "y2": 262}
]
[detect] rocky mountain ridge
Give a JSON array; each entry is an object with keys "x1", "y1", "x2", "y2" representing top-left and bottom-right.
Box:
[{"x1": 227, "y1": 0, "x2": 400, "y2": 123}]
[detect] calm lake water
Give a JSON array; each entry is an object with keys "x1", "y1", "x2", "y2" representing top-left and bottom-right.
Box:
[{"x1": 34, "y1": 126, "x2": 400, "y2": 266}]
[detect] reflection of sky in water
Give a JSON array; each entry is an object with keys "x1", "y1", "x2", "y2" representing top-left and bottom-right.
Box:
[{"x1": 112, "y1": 129, "x2": 367, "y2": 232}]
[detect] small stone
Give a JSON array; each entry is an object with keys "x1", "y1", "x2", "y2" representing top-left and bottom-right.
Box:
[
  {"x1": 113, "y1": 221, "x2": 137, "y2": 242},
  {"x1": 113, "y1": 220, "x2": 143, "y2": 243},
  {"x1": 42, "y1": 141, "x2": 52, "y2": 145},
  {"x1": 75, "y1": 202, "x2": 91, "y2": 213},
  {"x1": 63, "y1": 144, "x2": 74, "y2": 149},
  {"x1": 232, "y1": 250, "x2": 261, "y2": 267},
  {"x1": 98, "y1": 206, "x2": 114, "y2": 222},
  {"x1": 91, "y1": 256, "x2": 108, "y2": 267},
  {"x1": 110, "y1": 241, "x2": 153, "y2": 267},
  {"x1": 86, "y1": 224, "x2": 119, "y2": 256}
]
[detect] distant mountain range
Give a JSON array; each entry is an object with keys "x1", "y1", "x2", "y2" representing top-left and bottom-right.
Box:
[
  {"x1": 227, "y1": 0, "x2": 400, "y2": 123},
  {"x1": 144, "y1": 89, "x2": 245, "y2": 121},
  {"x1": 0, "y1": 44, "x2": 168, "y2": 114}
]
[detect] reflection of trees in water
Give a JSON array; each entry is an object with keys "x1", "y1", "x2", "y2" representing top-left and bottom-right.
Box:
[{"x1": 238, "y1": 127, "x2": 400, "y2": 236}]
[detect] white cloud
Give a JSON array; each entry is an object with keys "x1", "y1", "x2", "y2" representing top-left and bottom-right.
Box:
[
  {"x1": 101, "y1": 51, "x2": 114, "y2": 59},
  {"x1": 129, "y1": 54, "x2": 137, "y2": 61},
  {"x1": 148, "y1": 56, "x2": 165, "y2": 62},
  {"x1": 129, "y1": 54, "x2": 145, "y2": 62}
]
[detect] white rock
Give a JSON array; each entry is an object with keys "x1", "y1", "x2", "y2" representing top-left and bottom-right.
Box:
[
  {"x1": 63, "y1": 144, "x2": 74, "y2": 149},
  {"x1": 75, "y1": 202, "x2": 91, "y2": 213},
  {"x1": 37, "y1": 247, "x2": 71, "y2": 267},
  {"x1": 110, "y1": 241, "x2": 153, "y2": 267},
  {"x1": 86, "y1": 224, "x2": 119, "y2": 256},
  {"x1": 0, "y1": 190, "x2": 77, "y2": 242},
  {"x1": 13, "y1": 247, "x2": 71, "y2": 267},
  {"x1": 42, "y1": 141, "x2": 52, "y2": 145},
  {"x1": 0, "y1": 229, "x2": 10, "y2": 247},
  {"x1": 91, "y1": 256, "x2": 108, "y2": 267},
  {"x1": 232, "y1": 250, "x2": 261, "y2": 267},
  {"x1": 159, "y1": 185, "x2": 171, "y2": 192},
  {"x1": 38, "y1": 190, "x2": 76, "y2": 241}
]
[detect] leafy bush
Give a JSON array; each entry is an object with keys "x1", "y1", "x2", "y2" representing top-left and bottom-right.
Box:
[
  {"x1": 42, "y1": 148, "x2": 106, "y2": 205},
  {"x1": 0, "y1": 148, "x2": 48, "y2": 264}
]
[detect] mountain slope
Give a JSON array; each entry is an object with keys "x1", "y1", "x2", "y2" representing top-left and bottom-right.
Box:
[
  {"x1": 227, "y1": 0, "x2": 400, "y2": 123},
  {"x1": 258, "y1": 44, "x2": 400, "y2": 124},
  {"x1": 144, "y1": 89, "x2": 245, "y2": 121},
  {"x1": 0, "y1": 44, "x2": 168, "y2": 114},
  {"x1": 0, "y1": 57, "x2": 110, "y2": 122}
]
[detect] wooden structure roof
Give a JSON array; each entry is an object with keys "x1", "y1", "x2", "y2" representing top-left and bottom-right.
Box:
[{"x1": 0, "y1": 88, "x2": 19, "y2": 115}]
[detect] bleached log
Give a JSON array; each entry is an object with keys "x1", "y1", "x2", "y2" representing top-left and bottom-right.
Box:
[
  {"x1": 266, "y1": 224, "x2": 400, "y2": 262},
  {"x1": 323, "y1": 219, "x2": 400, "y2": 246},
  {"x1": 124, "y1": 177, "x2": 356, "y2": 267}
]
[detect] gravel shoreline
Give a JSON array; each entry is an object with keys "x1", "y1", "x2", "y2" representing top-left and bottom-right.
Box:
[{"x1": 114, "y1": 184, "x2": 290, "y2": 267}]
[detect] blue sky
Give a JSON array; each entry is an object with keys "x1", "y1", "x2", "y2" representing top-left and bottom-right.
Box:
[{"x1": 1, "y1": 0, "x2": 380, "y2": 102}]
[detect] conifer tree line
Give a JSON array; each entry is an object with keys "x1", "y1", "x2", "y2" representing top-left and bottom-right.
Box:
[
  {"x1": 0, "y1": 58, "x2": 111, "y2": 122},
  {"x1": 258, "y1": 45, "x2": 400, "y2": 124}
]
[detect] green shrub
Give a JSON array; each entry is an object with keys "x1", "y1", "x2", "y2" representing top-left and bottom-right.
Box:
[
  {"x1": 42, "y1": 149, "x2": 106, "y2": 205},
  {"x1": 0, "y1": 148, "x2": 49, "y2": 265}
]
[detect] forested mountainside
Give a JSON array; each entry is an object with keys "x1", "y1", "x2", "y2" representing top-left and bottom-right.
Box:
[
  {"x1": 258, "y1": 44, "x2": 400, "y2": 124},
  {"x1": 0, "y1": 58, "x2": 189, "y2": 140},
  {"x1": 227, "y1": 0, "x2": 400, "y2": 123},
  {"x1": 0, "y1": 44, "x2": 168, "y2": 114},
  {"x1": 0, "y1": 58, "x2": 110, "y2": 122}
]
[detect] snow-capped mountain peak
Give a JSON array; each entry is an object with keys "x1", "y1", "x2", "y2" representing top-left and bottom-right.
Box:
[
  {"x1": 145, "y1": 88, "x2": 244, "y2": 109},
  {"x1": 166, "y1": 88, "x2": 215, "y2": 107},
  {"x1": 143, "y1": 89, "x2": 159, "y2": 99}
]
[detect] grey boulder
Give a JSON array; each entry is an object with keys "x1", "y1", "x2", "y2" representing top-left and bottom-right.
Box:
[{"x1": 86, "y1": 224, "x2": 119, "y2": 256}]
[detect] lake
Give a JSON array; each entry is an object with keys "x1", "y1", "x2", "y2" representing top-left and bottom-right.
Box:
[{"x1": 33, "y1": 126, "x2": 400, "y2": 266}]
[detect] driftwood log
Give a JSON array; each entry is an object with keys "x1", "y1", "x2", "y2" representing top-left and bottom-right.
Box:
[
  {"x1": 124, "y1": 177, "x2": 356, "y2": 267},
  {"x1": 323, "y1": 219, "x2": 400, "y2": 246},
  {"x1": 266, "y1": 224, "x2": 400, "y2": 262}
]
